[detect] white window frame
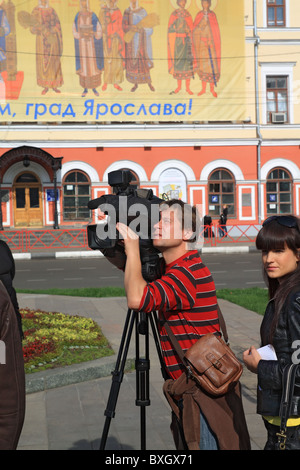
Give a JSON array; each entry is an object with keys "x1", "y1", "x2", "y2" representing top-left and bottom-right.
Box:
[{"x1": 260, "y1": 62, "x2": 295, "y2": 124}]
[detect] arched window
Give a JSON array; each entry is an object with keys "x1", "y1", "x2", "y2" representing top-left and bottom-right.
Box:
[
  {"x1": 16, "y1": 172, "x2": 39, "y2": 183},
  {"x1": 63, "y1": 170, "x2": 91, "y2": 221},
  {"x1": 266, "y1": 167, "x2": 292, "y2": 215},
  {"x1": 208, "y1": 169, "x2": 235, "y2": 218},
  {"x1": 159, "y1": 168, "x2": 187, "y2": 201}
]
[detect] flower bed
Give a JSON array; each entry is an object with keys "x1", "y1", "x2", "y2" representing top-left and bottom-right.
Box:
[{"x1": 21, "y1": 308, "x2": 113, "y2": 374}]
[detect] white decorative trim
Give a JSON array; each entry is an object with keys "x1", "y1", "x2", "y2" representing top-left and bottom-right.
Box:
[
  {"x1": 260, "y1": 182, "x2": 266, "y2": 221},
  {"x1": 295, "y1": 185, "x2": 300, "y2": 216},
  {"x1": 200, "y1": 159, "x2": 244, "y2": 181},
  {"x1": 103, "y1": 160, "x2": 148, "y2": 183},
  {"x1": 3, "y1": 161, "x2": 50, "y2": 184},
  {"x1": 61, "y1": 161, "x2": 99, "y2": 183},
  {"x1": 0, "y1": 139, "x2": 262, "y2": 149},
  {"x1": 151, "y1": 160, "x2": 196, "y2": 182},
  {"x1": 262, "y1": 140, "x2": 300, "y2": 146},
  {"x1": 2, "y1": 192, "x2": 10, "y2": 227},
  {"x1": 261, "y1": 158, "x2": 300, "y2": 180},
  {"x1": 45, "y1": 187, "x2": 61, "y2": 226},
  {"x1": 93, "y1": 187, "x2": 109, "y2": 198},
  {"x1": 90, "y1": 188, "x2": 109, "y2": 224},
  {"x1": 262, "y1": 0, "x2": 267, "y2": 27},
  {"x1": 238, "y1": 185, "x2": 256, "y2": 221},
  {"x1": 189, "y1": 187, "x2": 206, "y2": 217}
]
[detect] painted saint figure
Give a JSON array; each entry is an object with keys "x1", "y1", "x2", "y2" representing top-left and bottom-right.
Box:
[
  {"x1": 168, "y1": 0, "x2": 194, "y2": 95},
  {"x1": 29, "y1": 0, "x2": 63, "y2": 95},
  {"x1": 73, "y1": 0, "x2": 104, "y2": 97},
  {"x1": 0, "y1": 4, "x2": 10, "y2": 87},
  {"x1": 99, "y1": 0, "x2": 124, "y2": 92},
  {"x1": 193, "y1": 0, "x2": 221, "y2": 97},
  {"x1": 122, "y1": 0, "x2": 158, "y2": 92}
]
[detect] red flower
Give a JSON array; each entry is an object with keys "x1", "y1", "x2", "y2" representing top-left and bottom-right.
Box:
[{"x1": 23, "y1": 339, "x2": 56, "y2": 363}]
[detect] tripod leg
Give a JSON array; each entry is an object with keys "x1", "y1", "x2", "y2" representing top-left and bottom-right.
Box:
[
  {"x1": 135, "y1": 312, "x2": 150, "y2": 450},
  {"x1": 149, "y1": 311, "x2": 168, "y2": 381},
  {"x1": 100, "y1": 310, "x2": 167, "y2": 451},
  {"x1": 99, "y1": 309, "x2": 136, "y2": 450},
  {"x1": 134, "y1": 311, "x2": 168, "y2": 450}
]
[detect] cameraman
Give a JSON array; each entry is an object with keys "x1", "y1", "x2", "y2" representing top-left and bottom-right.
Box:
[
  {"x1": 117, "y1": 199, "x2": 250, "y2": 450},
  {"x1": 117, "y1": 200, "x2": 227, "y2": 449}
]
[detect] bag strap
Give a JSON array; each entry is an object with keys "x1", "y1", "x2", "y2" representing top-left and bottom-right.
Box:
[
  {"x1": 277, "y1": 363, "x2": 299, "y2": 450},
  {"x1": 161, "y1": 303, "x2": 229, "y2": 364},
  {"x1": 217, "y1": 304, "x2": 229, "y2": 344},
  {"x1": 162, "y1": 316, "x2": 185, "y2": 364}
]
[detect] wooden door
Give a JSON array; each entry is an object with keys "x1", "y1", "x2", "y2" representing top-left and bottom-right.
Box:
[{"x1": 13, "y1": 173, "x2": 43, "y2": 227}]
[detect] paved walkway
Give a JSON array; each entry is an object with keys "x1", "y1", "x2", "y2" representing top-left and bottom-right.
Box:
[{"x1": 16, "y1": 293, "x2": 267, "y2": 451}]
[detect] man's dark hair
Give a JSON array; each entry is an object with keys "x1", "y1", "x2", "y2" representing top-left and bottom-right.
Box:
[{"x1": 159, "y1": 199, "x2": 200, "y2": 243}]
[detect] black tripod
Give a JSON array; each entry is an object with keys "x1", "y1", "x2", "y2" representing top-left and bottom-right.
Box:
[{"x1": 99, "y1": 308, "x2": 167, "y2": 450}]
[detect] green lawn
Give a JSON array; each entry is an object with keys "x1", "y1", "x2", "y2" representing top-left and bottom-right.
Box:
[
  {"x1": 217, "y1": 287, "x2": 268, "y2": 316},
  {"x1": 17, "y1": 286, "x2": 268, "y2": 315},
  {"x1": 17, "y1": 286, "x2": 126, "y2": 298}
]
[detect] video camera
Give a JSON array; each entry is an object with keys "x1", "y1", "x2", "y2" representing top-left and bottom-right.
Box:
[{"x1": 87, "y1": 170, "x2": 165, "y2": 282}]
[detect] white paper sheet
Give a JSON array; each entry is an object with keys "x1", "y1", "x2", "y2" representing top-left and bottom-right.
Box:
[{"x1": 257, "y1": 344, "x2": 277, "y2": 361}]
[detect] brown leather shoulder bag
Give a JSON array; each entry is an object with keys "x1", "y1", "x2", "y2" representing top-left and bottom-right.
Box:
[{"x1": 163, "y1": 306, "x2": 243, "y2": 397}]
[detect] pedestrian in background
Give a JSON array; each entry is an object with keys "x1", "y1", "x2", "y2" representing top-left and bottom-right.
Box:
[
  {"x1": 218, "y1": 212, "x2": 226, "y2": 237},
  {"x1": 218, "y1": 204, "x2": 228, "y2": 237}
]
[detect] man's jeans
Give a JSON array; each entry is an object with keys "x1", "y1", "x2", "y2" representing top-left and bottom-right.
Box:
[
  {"x1": 177, "y1": 399, "x2": 219, "y2": 450},
  {"x1": 200, "y1": 410, "x2": 219, "y2": 450}
]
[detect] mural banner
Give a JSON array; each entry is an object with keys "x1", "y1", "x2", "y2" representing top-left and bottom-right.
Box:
[{"x1": 0, "y1": 0, "x2": 246, "y2": 123}]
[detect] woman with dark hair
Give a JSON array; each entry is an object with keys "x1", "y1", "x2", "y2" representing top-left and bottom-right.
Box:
[{"x1": 243, "y1": 215, "x2": 300, "y2": 450}]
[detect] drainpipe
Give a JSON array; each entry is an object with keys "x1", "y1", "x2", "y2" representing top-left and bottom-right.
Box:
[{"x1": 254, "y1": 0, "x2": 262, "y2": 224}]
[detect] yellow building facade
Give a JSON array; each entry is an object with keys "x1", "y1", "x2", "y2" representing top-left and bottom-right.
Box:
[{"x1": 0, "y1": 0, "x2": 299, "y2": 230}]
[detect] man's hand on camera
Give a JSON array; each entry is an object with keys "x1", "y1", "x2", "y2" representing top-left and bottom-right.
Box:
[
  {"x1": 116, "y1": 222, "x2": 139, "y2": 255},
  {"x1": 116, "y1": 223, "x2": 146, "y2": 310}
]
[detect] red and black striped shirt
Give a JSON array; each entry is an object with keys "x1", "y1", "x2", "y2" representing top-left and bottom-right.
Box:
[{"x1": 139, "y1": 250, "x2": 220, "y2": 380}]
